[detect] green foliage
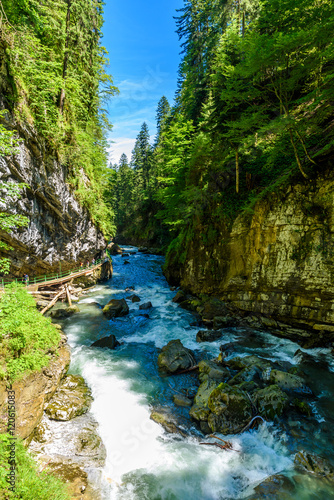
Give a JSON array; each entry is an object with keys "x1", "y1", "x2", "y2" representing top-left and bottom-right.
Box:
[
  {"x1": 0, "y1": 114, "x2": 29, "y2": 274},
  {"x1": 0, "y1": 283, "x2": 60, "y2": 381},
  {"x1": 112, "y1": 0, "x2": 334, "y2": 267},
  {"x1": 0, "y1": 433, "x2": 70, "y2": 500},
  {"x1": 0, "y1": 0, "x2": 118, "y2": 238}
]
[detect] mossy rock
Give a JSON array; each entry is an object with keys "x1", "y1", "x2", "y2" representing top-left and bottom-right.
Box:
[
  {"x1": 157, "y1": 339, "x2": 195, "y2": 373},
  {"x1": 66, "y1": 305, "x2": 80, "y2": 315},
  {"x1": 293, "y1": 398, "x2": 312, "y2": 416},
  {"x1": 294, "y1": 451, "x2": 334, "y2": 480},
  {"x1": 251, "y1": 474, "x2": 296, "y2": 498},
  {"x1": 50, "y1": 308, "x2": 70, "y2": 319},
  {"x1": 269, "y1": 369, "x2": 312, "y2": 394},
  {"x1": 253, "y1": 384, "x2": 289, "y2": 420},
  {"x1": 45, "y1": 374, "x2": 93, "y2": 421},
  {"x1": 207, "y1": 383, "x2": 252, "y2": 434},
  {"x1": 150, "y1": 410, "x2": 186, "y2": 436},
  {"x1": 228, "y1": 366, "x2": 261, "y2": 386},
  {"x1": 102, "y1": 298, "x2": 129, "y2": 319},
  {"x1": 173, "y1": 394, "x2": 192, "y2": 407},
  {"x1": 198, "y1": 360, "x2": 230, "y2": 383},
  {"x1": 227, "y1": 355, "x2": 273, "y2": 375}
]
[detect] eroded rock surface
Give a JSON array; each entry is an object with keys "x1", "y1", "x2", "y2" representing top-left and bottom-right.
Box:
[
  {"x1": 45, "y1": 374, "x2": 93, "y2": 421},
  {"x1": 0, "y1": 341, "x2": 70, "y2": 440},
  {"x1": 157, "y1": 339, "x2": 195, "y2": 373}
]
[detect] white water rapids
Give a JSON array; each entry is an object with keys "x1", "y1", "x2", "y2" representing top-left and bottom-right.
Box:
[{"x1": 61, "y1": 247, "x2": 334, "y2": 499}]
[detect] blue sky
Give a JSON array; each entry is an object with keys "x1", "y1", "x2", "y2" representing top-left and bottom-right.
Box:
[{"x1": 102, "y1": 0, "x2": 184, "y2": 164}]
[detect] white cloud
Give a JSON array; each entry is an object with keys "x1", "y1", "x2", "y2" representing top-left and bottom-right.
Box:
[{"x1": 108, "y1": 137, "x2": 136, "y2": 164}]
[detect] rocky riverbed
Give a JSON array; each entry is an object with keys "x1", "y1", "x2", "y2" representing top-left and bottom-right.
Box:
[{"x1": 51, "y1": 246, "x2": 334, "y2": 499}]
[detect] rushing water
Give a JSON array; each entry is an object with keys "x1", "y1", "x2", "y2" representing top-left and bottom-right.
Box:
[{"x1": 61, "y1": 247, "x2": 334, "y2": 499}]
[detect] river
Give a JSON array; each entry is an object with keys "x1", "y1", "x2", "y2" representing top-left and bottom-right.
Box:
[{"x1": 62, "y1": 247, "x2": 334, "y2": 499}]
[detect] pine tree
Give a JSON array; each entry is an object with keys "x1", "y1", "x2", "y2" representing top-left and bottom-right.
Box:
[
  {"x1": 131, "y1": 122, "x2": 152, "y2": 192},
  {"x1": 155, "y1": 96, "x2": 171, "y2": 146}
]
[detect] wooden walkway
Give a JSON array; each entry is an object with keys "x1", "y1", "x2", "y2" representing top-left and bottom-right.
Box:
[{"x1": 26, "y1": 262, "x2": 104, "y2": 291}]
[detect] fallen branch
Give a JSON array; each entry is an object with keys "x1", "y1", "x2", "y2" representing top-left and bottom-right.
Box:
[
  {"x1": 40, "y1": 288, "x2": 64, "y2": 315},
  {"x1": 200, "y1": 436, "x2": 239, "y2": 452},
  {"x1": 239, "y1": 415, "x2": 265, "y2": 434}
]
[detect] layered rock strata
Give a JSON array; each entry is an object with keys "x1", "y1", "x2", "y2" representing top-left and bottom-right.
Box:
[
  {"x1": 0, "y1": 119, "x2": 106, "y2": 277},
  {"x1": 166, "y1": 173, "x2": 334, "y2": 340}
]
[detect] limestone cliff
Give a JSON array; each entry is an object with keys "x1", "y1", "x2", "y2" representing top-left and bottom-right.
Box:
[
  {"x1": 0, "y1": 126, "x2": 107, "y2": 277},
  {"x1": 165, "y1": 171, "x2": 334, "y2": 342},
  {"x1": 0, "y1": 39, "x2": 107, "y2": 278}
]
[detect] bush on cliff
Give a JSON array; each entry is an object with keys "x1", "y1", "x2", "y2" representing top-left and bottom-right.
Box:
[
  {"x1": 0, "y1": 284, "x2": 60, "y2": 382},
  {"x1": 0, "y1": 433, "x2": 70, "y2": 500}
]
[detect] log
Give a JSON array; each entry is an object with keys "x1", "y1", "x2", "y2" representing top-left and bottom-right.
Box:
[
  {"x1": 40, "y1": 289, "x2": 64, "y2": 315},
  {"x1": 65, "y1": 284, "x2": 72, "y2": 307}
]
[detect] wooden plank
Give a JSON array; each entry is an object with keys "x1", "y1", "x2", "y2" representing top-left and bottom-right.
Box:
[
  {"x1": 65, "y1": 284, "x2": 72, "y2": 307},
  {"x1": 41, "y1": 289, "x2": 64, "y2": 315}
]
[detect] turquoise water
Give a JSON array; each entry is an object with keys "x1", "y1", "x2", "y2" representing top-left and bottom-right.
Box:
[{"x1": 62, "y1": 248, "x2": 334, "y2": 499}]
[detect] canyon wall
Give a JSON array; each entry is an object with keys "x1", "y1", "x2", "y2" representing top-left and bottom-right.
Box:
[{"x1": 166, "y1": 172, "x2": 334, "y2": 342}]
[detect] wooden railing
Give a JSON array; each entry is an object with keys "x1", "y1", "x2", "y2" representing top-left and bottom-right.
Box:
[{"x1": 0, "y1": 259, "x2": 109, "y2": 289}]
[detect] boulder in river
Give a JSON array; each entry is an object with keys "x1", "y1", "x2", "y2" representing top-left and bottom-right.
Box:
[
  {"x1": 253, "y1": 384, "x2": 289, "y2": 420},
  {"x1": 157, "y1": 339, "x2": 195, "y2": 373},
  {"x1": 269, "y1": 369, "x2": 312, "y2": 394},
  {"x1": 130, "y1": 294, "x2": 141, "y2": 303},
  {"x1": 150, "y1": 409, "x2": 187, "y2": 436},
  {"x1": 293, "y1": 398, "x2": 312, "y2": 416},
  {"x1": 66, "y1": 305, "x2": 80, "y2": 315},
  {"x1": 227, "y1": 355, "x2": 274, "y2": 375},
  {"x1": 91, "y1": 335, "x2": 120, "y2": 350},
  {"x1": 50, "y1": 308, "x2": 71, "y2": 319},
  {"x1": 190, "y1": 379, "x2": 218, "y2": 431},
  {"x1": 108, "y1": 242, "x2": 123, "y2": 255},
  {"x1": 45, "y1": 374, "x2": 93, "y2": 421},
  {"x1": 196, "y1": 329, "x2": 223, "y2": 343},
  {"x1": 294, "y1": 451, "x2": 334, "y2": 480},
  {"x1": 198, "y1": 360, "x2": 230, "y2": 383},
  {"x1": 229, "y1": 365, "x2": 261, "y2": 386},
  {"x1": 139, "y1": 301, "x2": 153, "y2": 310},
  {"x1": 173, "y1": 394, "x2": 192, "y2": 407},
  {"x1": 250, "y1": 474, "x2": 296, "y2": 498},
  {"x1": 103, "y1": 298, "x2": 129, "y2": 318},
  {"x1": 207, "y1": 383, "x2": 253, "y2": 434}
]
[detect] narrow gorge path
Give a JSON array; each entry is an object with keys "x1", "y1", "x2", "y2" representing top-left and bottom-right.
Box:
[{"x1": 60, "y1": 248, "x2": 334, "y2": 500}]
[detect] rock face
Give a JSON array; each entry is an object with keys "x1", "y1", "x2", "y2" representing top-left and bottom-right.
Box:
[
  {"x1": 157, "y1": 339, "x2": 195, "y2": 373},
  {"x1": 45, "y1": 374, "x2": 93, "y2": 421},
  {"x1": 0, "y1": 341, "x2": 70, "y2": 441},
  {"x1": 0, "y1": 119, "x2": 107, "y2": 277},
  {"x1": 165, "y1": 174, "x2": 334, "y2": 343},
  {"x1": 102, "y1": 298, "x2": 129, "y2": 318}
]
